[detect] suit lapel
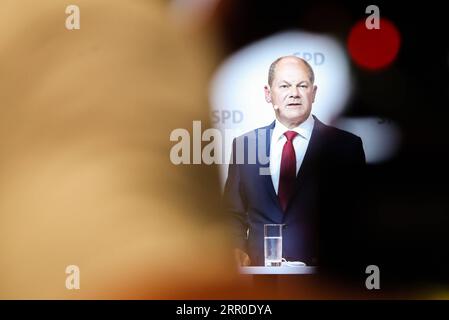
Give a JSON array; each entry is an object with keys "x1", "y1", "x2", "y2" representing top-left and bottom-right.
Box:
[
  {"x1": 257, "y1": 117, "x2": 326, "y2": 213},
  {"x1": 283, "y1": 116, "x2": 325, "y2": 212},
  {"x1": 295, "y1": 116, "x2": 324, "y2": 184},
  {"x1": 257, "y1": 121, "x2": 279, "y2": 206}
]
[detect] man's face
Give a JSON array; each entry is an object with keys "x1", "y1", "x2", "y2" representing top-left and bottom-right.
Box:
[{"x1": 264, "y1": 58, "x2": 317, "y2": 128}]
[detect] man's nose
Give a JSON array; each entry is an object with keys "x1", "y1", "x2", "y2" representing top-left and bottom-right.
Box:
[{"x1": 289, "y1": 86, "x2": 300, "y2": 98}]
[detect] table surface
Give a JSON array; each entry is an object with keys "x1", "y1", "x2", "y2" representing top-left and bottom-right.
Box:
[{"x1": 239, "y1": 266, "x2": 317, "y2": 275}]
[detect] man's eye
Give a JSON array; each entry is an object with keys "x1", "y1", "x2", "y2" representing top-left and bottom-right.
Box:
[{"x1": 280, "y1": 85, "x2": 288, "y2": 88}]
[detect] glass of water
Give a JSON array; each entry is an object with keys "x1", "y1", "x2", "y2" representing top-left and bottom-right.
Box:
[{"x1": 264, "y1": 224, "x2": 283, "y2": 267}]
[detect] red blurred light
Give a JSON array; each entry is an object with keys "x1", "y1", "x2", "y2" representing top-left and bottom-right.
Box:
[{"x1": 347, "y1": 18, "x2": 401, "y2": 70}]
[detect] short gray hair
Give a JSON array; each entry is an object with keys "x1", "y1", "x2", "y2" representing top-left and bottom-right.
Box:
[{"x1": 268, "y1": 56, "x2": 315, "y2": 86}]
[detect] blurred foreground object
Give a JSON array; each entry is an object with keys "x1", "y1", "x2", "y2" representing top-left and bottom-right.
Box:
[{"x1": 0, "y1": 0, "x2": 234, "y2": 299}]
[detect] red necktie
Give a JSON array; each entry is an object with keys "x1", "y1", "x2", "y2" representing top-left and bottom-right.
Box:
[{"x1": 278, "y1": 131, "x2": 298, "y2": 212}]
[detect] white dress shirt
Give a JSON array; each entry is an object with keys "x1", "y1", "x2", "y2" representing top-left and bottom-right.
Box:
[{"x1": 269, "y1": 115, "x2": 315, "y2": 194}]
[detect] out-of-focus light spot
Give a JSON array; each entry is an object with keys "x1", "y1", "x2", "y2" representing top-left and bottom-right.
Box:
[
  {"x1": 348, "y1": 18, "x2": 401, "y2": 70},
  {"x1": 334, "y1": 117, "x2": 401, "y2": 164}
]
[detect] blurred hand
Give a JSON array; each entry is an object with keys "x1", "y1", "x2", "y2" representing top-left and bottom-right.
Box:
[{"x1": 234, "y1": 248, "x2": 251, "y2": 266}]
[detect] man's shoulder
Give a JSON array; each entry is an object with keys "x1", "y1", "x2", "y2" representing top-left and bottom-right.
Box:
[
  {"x1": 315, "y1": 117, "x2": 362, "y2": 145},
  {"x1": 314, "y1": 117, "x2": 365, "y2": 163}
]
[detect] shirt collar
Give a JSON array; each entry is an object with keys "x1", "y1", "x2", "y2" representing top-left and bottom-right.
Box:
[{"x1": 273, "y1": 114, "x2": 315, "y2": 142}]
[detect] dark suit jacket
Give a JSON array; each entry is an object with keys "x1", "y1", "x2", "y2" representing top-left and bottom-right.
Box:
[{"x1": 223, "y1": 115, "x2": 366, "y2": 266}]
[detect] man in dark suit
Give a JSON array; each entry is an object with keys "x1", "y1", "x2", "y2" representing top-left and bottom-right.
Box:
[{"x1": 224, "y1": 56, "x2": 366, "y2": 267}]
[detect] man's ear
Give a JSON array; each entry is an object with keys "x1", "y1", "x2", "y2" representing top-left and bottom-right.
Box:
[
  {"x1": 264, "y1": 85, "x2": 271, "y2": 103},
  {"x1": 312, "y1": 85, "x2": 317, "y2": 103}
]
